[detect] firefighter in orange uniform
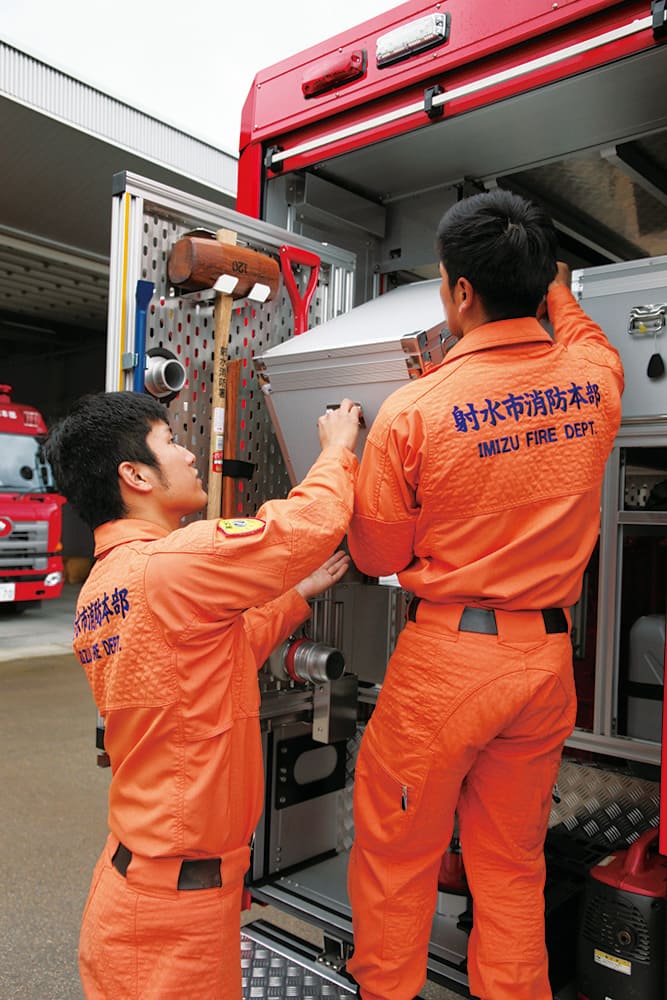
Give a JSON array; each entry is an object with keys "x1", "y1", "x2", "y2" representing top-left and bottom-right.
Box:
[
  {"x1": 346, "y1": 190, "x2": 624, "y2": 1000},
  {"x1": 45, "y1": 390, "x2": 361, "y2": 1000}
]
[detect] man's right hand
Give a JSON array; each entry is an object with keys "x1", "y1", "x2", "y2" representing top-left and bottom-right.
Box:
[
  {"x1": 549, "y1": 261, "x2": 572, "y2": 290},
  {"x1": 318, "y1": 398, "x2": 362, "y2": 453}
]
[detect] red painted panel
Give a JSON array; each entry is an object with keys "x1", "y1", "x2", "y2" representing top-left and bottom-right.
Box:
[
  {"x1": 239, "y1": 0, "x2": 647, "y2": 153},
  {"x1": 266, "y1": 22, "x2": 654, "y2": 176}
]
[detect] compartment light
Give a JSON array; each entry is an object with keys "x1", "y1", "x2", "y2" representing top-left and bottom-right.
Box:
[{"x1": 376, "y1": 13, "x2": 450, "y2": 68}]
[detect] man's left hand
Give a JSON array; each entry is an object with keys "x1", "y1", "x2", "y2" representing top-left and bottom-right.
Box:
[{"x1": 295, "y1": 550, "x2": 350, "y2": 600}]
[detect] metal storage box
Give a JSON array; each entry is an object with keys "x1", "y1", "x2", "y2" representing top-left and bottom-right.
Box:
[
  {"x1": 572, "y1": 255, "x2": 667, "y2": 420},
  {"x1": 253, "y1": 279, "x2": 445, "y2": 484}
]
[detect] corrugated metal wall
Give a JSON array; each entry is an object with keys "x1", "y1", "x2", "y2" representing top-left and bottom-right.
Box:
[{"x1": 0, "y1": 41, "x2": 237, "y2": 197}]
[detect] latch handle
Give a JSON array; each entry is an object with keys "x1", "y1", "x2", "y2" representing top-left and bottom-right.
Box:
[{"x1": 628, "y1": 303, "x2": 666, "y2": 337}]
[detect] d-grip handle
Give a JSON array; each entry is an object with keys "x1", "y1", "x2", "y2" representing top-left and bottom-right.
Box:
[{"x1": 280, "y1": 244, "x2": 321, "y2": 335}]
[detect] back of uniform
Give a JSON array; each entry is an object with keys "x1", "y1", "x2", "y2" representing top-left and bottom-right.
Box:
[{"x1": 346, "y1": 283, "x2": 623, "y2": 1000}]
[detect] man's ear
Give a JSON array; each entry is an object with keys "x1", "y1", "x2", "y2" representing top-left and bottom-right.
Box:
[
  {"x1": 118, "y1": 461, "x2": 153, "y2": 494},
  {"x1": 456, "y1": 276, "x2": 474, "y2": 313}
]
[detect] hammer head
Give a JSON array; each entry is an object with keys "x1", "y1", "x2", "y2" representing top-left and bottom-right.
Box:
[{"x1": 168, "y1": 237, "x2": 281, "y2": 302}]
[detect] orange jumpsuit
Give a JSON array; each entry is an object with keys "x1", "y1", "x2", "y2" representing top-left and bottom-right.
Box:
[
  {"x1": 346, "y1": 286, "x2": 624, "y2": 1000},
  {"x1": 73, "y1": 444, "x2": 357, "y2": 1000}
]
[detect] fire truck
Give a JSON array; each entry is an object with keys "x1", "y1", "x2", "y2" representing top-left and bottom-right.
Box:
[
  {"x1": 0, "y1": 385, "x2": 64, "y2": 612},
  {"x1": 104, "y1": 1, "x2": 667, "y2": 996}
]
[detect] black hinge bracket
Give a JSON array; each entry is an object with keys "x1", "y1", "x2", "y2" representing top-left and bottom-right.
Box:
[
  {"x1": 424, "y1": 84, "x2": 445, "y2": 119},
  {"x1": 264, "y1": 145, "x2": 284, "y2": 172},
  {"x1": 652, "y1": 0, "x2": 667, "y2": 37}
]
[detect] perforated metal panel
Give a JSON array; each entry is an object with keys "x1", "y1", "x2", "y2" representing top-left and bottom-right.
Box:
[
  {"x1": 107, "y1": 173, "x2": 356, "y2": 514},
  {"x1": 139, "y1": 213, "x2": 302, "y2": 514}
]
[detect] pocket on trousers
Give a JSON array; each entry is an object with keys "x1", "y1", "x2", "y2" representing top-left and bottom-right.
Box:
[
  {"x1": 353, "y1": 742, "x2": 416, "y2": 851},
  {"x1": 233, "y1": 649, "x2": 261, "y2": 718}
]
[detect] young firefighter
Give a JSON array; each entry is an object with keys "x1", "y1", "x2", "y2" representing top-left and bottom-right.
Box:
[
  {"x1": 45, "y1": 390, "x2": 361, "y2": 1000},
  {"x1": 346, "y1": 190, "x2": 624, "y2": 1000}
]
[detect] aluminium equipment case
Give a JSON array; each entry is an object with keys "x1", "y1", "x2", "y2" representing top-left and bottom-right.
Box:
[{"x1": 572, "y1": 255, "x2": 667, "y2": 421}]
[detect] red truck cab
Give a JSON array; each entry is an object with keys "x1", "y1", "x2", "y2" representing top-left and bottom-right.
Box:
[{"x1": 0, "y1": 385, "x2": 64, "y2": 612}]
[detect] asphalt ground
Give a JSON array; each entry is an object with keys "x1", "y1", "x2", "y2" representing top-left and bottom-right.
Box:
[
  {"x1": 1, "y1": 653, "x2": 108, "y2": 998},
  {"x1": 0, "y1": 589, "x2": 464, "y2": 1000}
]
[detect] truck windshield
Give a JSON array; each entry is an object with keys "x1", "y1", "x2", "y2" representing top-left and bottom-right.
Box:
[{"x1": 0, "y1": 433, "x2": 56, "y2": 493}]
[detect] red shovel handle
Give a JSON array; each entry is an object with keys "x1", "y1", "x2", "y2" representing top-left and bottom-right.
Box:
[{"x1": 280, "y1": 244, "x2": 321, "y2": 335}]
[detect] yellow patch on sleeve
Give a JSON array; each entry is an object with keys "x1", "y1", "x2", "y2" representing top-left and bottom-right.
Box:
[{"x1": 217, "y1": 517, "x2": 266, "y2": 537}]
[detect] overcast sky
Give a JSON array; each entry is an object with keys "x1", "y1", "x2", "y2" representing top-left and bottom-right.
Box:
[{"x1": 2, "y1": 0, "x2": 392, "y2": 154}]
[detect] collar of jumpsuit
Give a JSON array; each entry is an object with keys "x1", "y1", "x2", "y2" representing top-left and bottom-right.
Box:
[
  {"x1": 445, "y1": 315, "x2": 554, "y2": 359},
  {"x1": 93, "y1": 518, "x2": 169, "y2": 557}
]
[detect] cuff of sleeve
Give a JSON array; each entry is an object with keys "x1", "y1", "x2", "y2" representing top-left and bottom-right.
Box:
[
  {"x1": 318, "y1": 444, "x2": 359, "y2": 469},
  {"x1": 280, "y1": 587, "x2": 312, "y2": 626},
  {"x1": 546, "y1": 283, "x2": 575, "y2": 314}
]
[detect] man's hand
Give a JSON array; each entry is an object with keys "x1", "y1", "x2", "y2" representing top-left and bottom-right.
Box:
[
  {"x1": 295, "y1": 550, "x2": 350, "y2": 601},
  {"x1": 318, "y1": 398, "x2": 362, "y2": 453},
  {"x1": 549, "y1": 261, "x2": 572, "y2": 291},
  {"x1": 538, "y1": 261, "x2": 572, "y2": 322}
]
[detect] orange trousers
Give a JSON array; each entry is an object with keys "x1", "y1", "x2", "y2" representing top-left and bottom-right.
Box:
[
  {"x1": 347, "y1": 604, "x2": 576, "y2": 1000},
  {"x1": 79, "y1": 835, "x2": 249, "y2": 1000}
]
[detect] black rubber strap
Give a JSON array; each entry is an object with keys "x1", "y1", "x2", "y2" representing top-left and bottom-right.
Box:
[{"x1": 221, "y1": 459, "x2": 255, "y2": 480}]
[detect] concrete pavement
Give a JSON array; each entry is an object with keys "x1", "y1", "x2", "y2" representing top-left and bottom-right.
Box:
[{"x1": 0, "y1": 583, "x2": 81, "y2": 662}]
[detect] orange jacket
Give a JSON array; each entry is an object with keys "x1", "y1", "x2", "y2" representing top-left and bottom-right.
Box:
[
  {"x1": 348, "y1": 285, "x2": 624, "y2": 610},
  {"x1": 73, "y1": 444, "x2": 357, "y2": 859}
]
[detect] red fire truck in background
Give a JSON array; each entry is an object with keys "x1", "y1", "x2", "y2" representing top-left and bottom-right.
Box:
[{"x1": 0, "y1": 385, "x2": 64, "y2": 612}]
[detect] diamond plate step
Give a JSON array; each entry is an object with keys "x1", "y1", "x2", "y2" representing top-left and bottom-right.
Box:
[{"x1": 242, "y1": 921, "x2": 356, "y2": 999}]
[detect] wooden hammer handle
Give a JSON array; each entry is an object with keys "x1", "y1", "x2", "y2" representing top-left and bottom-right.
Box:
[
  {"x1": 206, "y1": 229, "x2": 237, "y2": 520},
  {"x1": 222, "y1": 358, "x2": 242, "y2": 519}
]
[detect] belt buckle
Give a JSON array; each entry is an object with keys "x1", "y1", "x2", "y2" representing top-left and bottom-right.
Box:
[{"x1": 458, "y1": 607, "x2": 498, "y2": 635}]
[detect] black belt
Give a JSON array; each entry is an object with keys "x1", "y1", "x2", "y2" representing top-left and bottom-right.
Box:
[
  {"x1": 407, "y1": 599, "x2": 568, "y2": 635},
  {"x1": 111, "y1": 842, "x2": 222, "y2": 891}
]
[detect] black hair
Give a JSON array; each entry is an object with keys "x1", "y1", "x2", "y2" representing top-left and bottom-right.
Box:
[
  {"x1": 435, "y1": 189, "x2": 558, "y2": 320},
  {"x1": 45, "y1": 392, "x2": 169, "y2": 529}
]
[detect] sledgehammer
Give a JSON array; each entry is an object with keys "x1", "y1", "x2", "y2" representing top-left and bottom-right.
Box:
[
  {"x1": 168, "y1": 235, "x2": 281, "y2": 303},
  {"x1": 168, "y1": 232, "x2": 280, "y2": 518}
]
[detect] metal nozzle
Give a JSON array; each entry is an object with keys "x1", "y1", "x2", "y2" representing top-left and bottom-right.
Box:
[
  {"x1": 144, "y1": 354, "x2": 187, "y2": 398},
  {"x1": 270, "y1": 639, "x2": 345, "y2": 685}
]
